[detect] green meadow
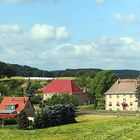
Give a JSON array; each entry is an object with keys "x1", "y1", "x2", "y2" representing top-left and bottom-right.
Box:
[{"x1": 1, "y1": 115, "x2": 140, "y2": 140}]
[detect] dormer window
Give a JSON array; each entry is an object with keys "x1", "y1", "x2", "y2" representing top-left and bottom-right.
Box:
[{"x1": 5, "y1": 104, "x2": 16, "y2": 110}]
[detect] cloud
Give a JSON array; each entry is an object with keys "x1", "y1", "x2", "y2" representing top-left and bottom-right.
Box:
[
  {"x1": 30, "y1": 24, "x2": 56, "y2": 40},
  {"x1": 114, "y1": 13, "x2": 137, "y2": 23},
  {"x1": 0, "y1": 24, "x2": 140, "y2": 70},
  {"x1": 56, "y1": 27, "x2": 70, "y2": 40},
  {"x1": 30, "y1": 24, "x2": 69, "y2": 41},
  {"x1": 36, "y1": 36, "x2": 140, "y2": 70},
  {"x1": 0, "y1": 24, "x2": 22, "y2": 33},
  {"x1": 0, "y1": 24, "x2": 70, "y2": 45}
]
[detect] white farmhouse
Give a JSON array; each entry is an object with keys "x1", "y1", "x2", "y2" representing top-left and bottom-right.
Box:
[{"x1": 105, "y1": 78, "x2": 140, "y2": 111}]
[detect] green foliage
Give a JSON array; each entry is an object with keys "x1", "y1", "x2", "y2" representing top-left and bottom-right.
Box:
[
  {"x1": 0, "y1": 62, "x2": 16, "y2": 78},
  {"x1": 1, "y1": 60, "x2": 140, "y2": 78},
  {"x1": 17, "y1": 110, "x2": 29, "y2": 130},
  {"x1": 30, "y1": 95, "x2": 42, "y2": 105},
  {"x1": 0, "y1": 61, "x2": 52, "y2": 77},
  {"x1": 0, "y1": 96, "x2": 3, "y2": 102},
  {"x1": 75, "y1": 70, "x2": 97, "y2": 88},
  {"x1": 33, "y1": 112, "x2": 44, "y2": 129},
  {"x1": 25, "y1": 79, "x2": 35, "y2": 97},
  {"x1": 79, "y1": 104, "x2": 96, "y2": 109},
  {"x1": 0, "y1": 80, "x2": 24, "y2": 97},
  {"x1": 34, "y1": 104, "x2": 77, "y2": 129},
  {"x1": 4, "y1": 118, "x2": 17, "y2": 125},
  {"x1": 0, "y1": 79, "x2": 49, "y2": 98},
  {"x1": 44, "y1": 94, "x2": 79, "y2": 106},
  {"x1": 89, "y1": 71, "x2": 118, "y2": 109}
]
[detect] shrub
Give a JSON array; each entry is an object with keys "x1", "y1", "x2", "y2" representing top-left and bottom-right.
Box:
[
  {"x1": 33, "y1": 103, "x2": 77, "y2": 129},
  {"x1": 33, "y1": 112, "x2": 44, "y2": 129},
  {"x1": 4, "y1": 118, "x2": 17, "y2": 125},
  {"x1": 30, "y1": 95, "x2": 42, "y2": 105},
  {"x1": 45, "y1": 94, "x2": 79, "y2": 106},
  {"x1": 17, "y1": 110, "x2": 29, "y2": 130}
]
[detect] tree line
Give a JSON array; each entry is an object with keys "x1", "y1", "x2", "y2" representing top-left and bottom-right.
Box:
[{"x1": 1, "y1": 61, "x2": 140, "y2": 78}]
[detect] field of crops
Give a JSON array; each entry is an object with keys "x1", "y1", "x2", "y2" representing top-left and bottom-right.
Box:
[{"x1": 1, "y1": 115, "x2": 140, "y2": 140}]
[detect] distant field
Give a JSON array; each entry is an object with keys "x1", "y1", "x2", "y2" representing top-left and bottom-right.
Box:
[
  {"x1": 1, "y1": 115, "x2": 140, "y2": 140},
  {"x1": 0, "y1": 76, "x2": 25, "y2": 81},
  {"x1": 55, "y1": 77, "x2": 76, "y2": 80},
  {"x1": 0, "y1": 76, "x2": 76, "y2": 81}
]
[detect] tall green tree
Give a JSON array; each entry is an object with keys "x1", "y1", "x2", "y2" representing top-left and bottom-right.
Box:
[
  {"x1": 75, "y1": 70, "x2": 96, "y2": 88},
  {"x1": 25, "y1": 78, "x2": 35, "y2": 97},
  {"x1": 90, "y1": 70, "x2": 118, "y2": 109}
]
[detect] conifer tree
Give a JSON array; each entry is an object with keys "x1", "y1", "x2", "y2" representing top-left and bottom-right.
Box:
[
  {"x1": 25, "y1": 78, "x2": 35, "y2": 97},
  {"x1": 17, "y1": 110, "x2": 29, "y2": 130}
]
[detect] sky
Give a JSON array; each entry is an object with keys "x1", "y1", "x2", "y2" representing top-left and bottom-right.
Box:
[{"x1": 0, "y1": 0, "x2": 140, "y2": 70}]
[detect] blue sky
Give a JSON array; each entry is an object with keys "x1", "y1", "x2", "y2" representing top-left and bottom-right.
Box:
[{"x1": 0, "y1": 0, "x2": 140, "y2": 70}]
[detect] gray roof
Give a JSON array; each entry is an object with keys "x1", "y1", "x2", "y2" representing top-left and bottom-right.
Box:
[{"x1": 105, "y1": 78, "x2": 140, "y2": 95}]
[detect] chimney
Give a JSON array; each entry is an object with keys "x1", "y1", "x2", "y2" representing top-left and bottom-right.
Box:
[
  {"x1": 136, "y1": 77, "x2": 140, "y2": 86},
  {"x1": 23, "y1": 98, "x2": 26, "y2": 104},
  {"x1": 118, "y1": 78, "x2": 121, "y2": 85}
]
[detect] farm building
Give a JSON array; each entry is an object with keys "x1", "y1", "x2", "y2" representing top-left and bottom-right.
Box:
[
  {"x1": 0, "y1": 97, "x2": 35, "y2": 119},
  {"x1": 43, "y1": 80, "x2": 93, "y2": 105},
  {"x1": 105, "y1": 78, "x2": 140, "y2": 111}
]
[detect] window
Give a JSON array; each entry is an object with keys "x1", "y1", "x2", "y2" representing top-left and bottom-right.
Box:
[
  {"x1": 109, "y1": 102, "x2": 112, "y2": 106},
  {"x1": 117, "y1": 95, "x2": 119, "y2": 98},
  {"x1": 5, "y1": 105, "x2": 15, "y2": 110},
  {"x1": 109, "y1": 95, "x2": 112, "y2": 98},
  {"x1": 130, "y1": 102, "x2": 133, "y2": 106},
  {"x1": 123, "y1": 98, "x2": 126, "y2": 102},
  {"x1": 130, "y1": 95, "x2": 133, "y2": 98},
  {"x1": 116, "y1": 102, "x2": 120, "y2": 106}
]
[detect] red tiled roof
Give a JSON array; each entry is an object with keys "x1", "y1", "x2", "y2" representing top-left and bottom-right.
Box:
[
  {"x1": 0, "y1": 114, "x2": 17, "y2": 118},
  {"x1": 43, "y1": 80, "x2": 83, "y2": 94},
  {"x1": 0, "y1": 97, "x2": 29, "y2": 111}
]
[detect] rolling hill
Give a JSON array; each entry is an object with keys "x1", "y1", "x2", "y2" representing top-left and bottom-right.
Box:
[{"x1": 0, "y1": 61, "x2": 140, "y2": 78}]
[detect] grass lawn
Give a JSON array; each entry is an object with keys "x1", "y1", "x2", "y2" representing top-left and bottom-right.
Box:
[
  {"x1": 79, "y1": 104, "x2": 95, "y2": 110},
  {"x1": 1, "y1": 115, "x2": 140, "y2": 140}
]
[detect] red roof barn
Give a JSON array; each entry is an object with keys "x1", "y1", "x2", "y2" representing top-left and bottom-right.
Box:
[
  {"x1": 43, "y1": 80, "x2": 83, "y2": 94},
  {"x1": 0, "y1": 97, "x2": 34, "y2": 118},
  {"x1": 43, "y1": 80, "x2": 93, "y2": 105}
]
